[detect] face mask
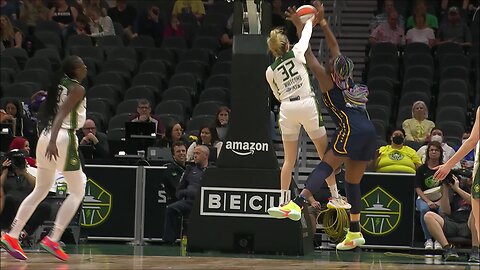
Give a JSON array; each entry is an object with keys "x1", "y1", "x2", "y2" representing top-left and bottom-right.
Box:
[
  {"x1": 392, "y1": 135, "x2": 404, "y2": 145},
  {"x1": 431, "y1": 135, "x2": 443, "y2": 143}
]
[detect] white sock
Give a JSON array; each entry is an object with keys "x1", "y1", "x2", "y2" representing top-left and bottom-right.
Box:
[
  {"x1": 328, "y1": 184, "x2": 340, "y2": 199},
  {"x1": 280, "y1": 190, "x2": 291, "y2": 205}
]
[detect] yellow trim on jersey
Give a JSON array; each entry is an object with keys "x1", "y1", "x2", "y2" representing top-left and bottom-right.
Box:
[{"x1": 323, "y1": 92, "x2": 350, "y2": 154}]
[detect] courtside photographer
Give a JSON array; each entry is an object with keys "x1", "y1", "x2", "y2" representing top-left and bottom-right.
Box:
[{"x1": 0, "y1": 149, "x2": 51, "y2": 245}]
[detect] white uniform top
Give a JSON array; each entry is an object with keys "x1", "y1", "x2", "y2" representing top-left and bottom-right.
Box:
[
  {"x1": 474, "y1": 142, "x2": 479, "y2": 180},
  {"x1": 58, "y1": 76, "x2": 86, "y2": 130},
  {"x1": 265, "y1": 20, "x2": 314, "y2": 102}
]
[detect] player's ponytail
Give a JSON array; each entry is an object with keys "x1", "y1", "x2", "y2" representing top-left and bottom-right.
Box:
[{"x1": 267, "y1": 28, "x2": 288, "y2": 58}]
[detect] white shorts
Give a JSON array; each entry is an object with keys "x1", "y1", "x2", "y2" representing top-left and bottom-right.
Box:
[
  {"x1": 279, "y1": 96, "x2": 326, "y2": 141},
  {"x1": 36, "y1": 128, "x2": 82, "y2": 172}
]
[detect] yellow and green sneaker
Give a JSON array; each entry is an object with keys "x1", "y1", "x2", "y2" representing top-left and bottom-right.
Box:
[
  {"x1": 336, "y1": 230, "x2": 365, "y2": 250},
  {"x1": 267, "y1": 201, "x2": 302, "y2": 221}
]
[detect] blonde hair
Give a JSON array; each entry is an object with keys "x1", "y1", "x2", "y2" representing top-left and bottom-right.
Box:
[
  {"x1": 411, "y1": 100, "x2": 429, "y2": 118},
  {"x1": 267, "y1": 28, "x2": 289, "y2": 58},
  {"x1": 0, "y1": 15, "x2": 15, "y2": 42}
]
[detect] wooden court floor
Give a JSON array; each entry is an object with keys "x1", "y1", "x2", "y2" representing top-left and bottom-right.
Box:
[{"x1": 1, "y1": 244, "x2": 479, "y2": 270}]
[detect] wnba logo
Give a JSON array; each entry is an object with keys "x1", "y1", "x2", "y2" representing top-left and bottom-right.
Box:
[
  {"x1": 360, "y1": 187, "x2": 401, "y2": 235},
  {"x1": 80, "y1": 179, "x2": 112, "y2": 227}
]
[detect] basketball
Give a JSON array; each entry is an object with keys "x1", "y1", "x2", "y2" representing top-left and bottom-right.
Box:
[{"x1": 296, "y1": 5, "x2": 317, "y2": 23}]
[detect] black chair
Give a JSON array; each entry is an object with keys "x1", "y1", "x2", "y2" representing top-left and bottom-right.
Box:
[
  {"x1": 162, "y1": 37, "x2": 188, "y2": 58},
  {"x1": 2, "y1": 48, "x2": 29, "y2": 69},
  {"x1": 369, "y1": 42, "x2": 398, "y2": 56},
  {"x1": 34, "y1": 31, "x2": 62, "y2": 52},
  {"x1": 154, "y1": 100, "x2": 186, "y2": 122},
  {"x1": 436, "y1": 121, "x2": 465, "y2": 143},
  {"x1": 145, "y1": 48, "x2": 176, "y2": 72},
  {"x1": 368, "y1": 54, "x2": 399, "y2": 71},
  {"x1": 107, "y1": 127, "x2": 125, "y2": 141},
  {"x1": 168, "y1": 73, "x2": 198, "y2": 96},
  {"x1": 131, "y1": 72, "x2": 164, "y2": 93},
  {"x1": 3, "y1": 82, "x2": 39, "y2": 99},
  {"x1": 138, "y1": 60, "x2": 169, "y2": 79},
  {"x1": 0, "y1": 68, "x2": 15, "y2": 85},
  {"x1": 395, "y1": 105, "x2": 413, "y2": 128},
  {"x1": 367, "y1": 104, "x2": 391, "y2": 123},
  {"x1": 87, "y1": 84, "x2": 122, "y2": 107},
  {"x1": 403, "y1": 65, "x2": 433, "y2": 81},
  {"x1": 192, "y1": 101, "x2": 222, "y2": 118},
  {"x1": 186, "y1": 115, "x2": 216, "y2": 133},
  {"x1": 33, "y1": 48, "x2": 62, "y2": 70},
  {"x1": 15, "y1": 69, "x2": 50, "y2": 89},
  {"x1": 87, "y1": 98, "x2": 114, "y2": 119},
  {"x1": 179, "y1": 48, "x2": 212, "y2": 66},
  {"x1": 439, "y1": 66, "x2": 469, "y2": 82},
  {"x1": 438, "y1": 79, "x2": 468, "y2": 98},
  {"x1": 217, "y1": 49, "x2": 232, "y2": 63},
  {"x1": 398, "y1": 91, "x2": 431, "y2": 109},
  {"x1": 97, "y1": 35, "x2": 124, "y2": 48},
  {"x1": 192, "y1": 36, "x2": 220, "y2": 54},
  {"x1": 367, "y1": 76, "x2": 395, "y2": 94},
  {"x1": 65, "y1": 35, "x2": 93, "y2": 52},
  {"x1": 368, "y1": 64, "x2": 398, "y2": 82},
  {"x1": 439, "y1": 54, "x2": 470, "y2": 71},
  {"x1": 401, "y1": 78, "x2": 431, "y2": 95},
  {"x1": 205, "y1": 74, "x2": 231, "y2": 90},
  {"x1": 86, "y1": 112, "x2": 107, "y2": 132},
  {"x1": 24, "y1": 57, "x2": 52, "y2": 72},
  {"x1": 199, "y1": 88, "x2": 229, "y2": 105},
  {"x1": 101, "y1": 59, "x2": 133, "y2": 79},
  {"x1": 116, "y1": 99, "x2": 140, "y2": 115},
  {"x1": 403, "y1": 53, "x2": 434, "y2": 70},
  {"x1": 108, "y1": 113, "x2": 131, "y2": 130},
  {"x1": 162, "y1": 86, "x2": 193, "y2": 113},
  {"x1": 124, "y1": 86, "x2": 158, "y2": 105},
  {"x1": 367, "y1": 90, "x2": 393, "y2": 107},
  {"x1": 436, "y1": 42, "x2": 463, "y2": 59},
  {"x1": 404, "y1": 42, "x2": 431, "y2": 56},
  {"x1": 436, "y1": 106, "x2": 467, "y2": 128},
  {"x1": 0, "y1": 55, "x2": 20, "y2": 72},
  {"x1": 94, "y1": 72, "x2": 128, "y2": 92},
  {"x1": 69, "y1": 46, "x2": 105, "y2": 63},
  {"x1": 174, "y1": 61, "x2": 208, "y2": 83},
  {"x1": 371, "y1": 119, "x2": 387, "y2": 140},
  {"x1": 437, "y1": 92, "x2": 467, "y2": 109},
  {"x1": 129, "y1": 35, "x2": 155, "y2": 48},
  {"x1": 35, "y1": 20, "x2": 61, "y2": 34},
  {"x1": 211, "y1": 61, "x2": 231, "y2": 75}
]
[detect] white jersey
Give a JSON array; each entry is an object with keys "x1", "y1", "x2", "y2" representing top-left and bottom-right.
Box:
[
  {"x1": 266, "y1": 20, "x2": 314, "y2": 102},
  {"x1": 58, "y1": 76, "x2": 86, "y2": 130}
]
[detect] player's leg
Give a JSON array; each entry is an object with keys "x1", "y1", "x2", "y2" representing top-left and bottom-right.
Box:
[
  {"x1": 1, "y1": 167, "x2": 56, "y2": 260},
  {"x1": 40, "y1": 170, "x2": 86, "y2": 261},
  {"x1": 336, "y1": 159, "x2": 368, "y2": 250}
]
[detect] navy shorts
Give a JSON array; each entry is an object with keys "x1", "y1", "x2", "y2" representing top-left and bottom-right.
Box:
[{"x1": 331, "y1": 110, "x2": 377, "y2": 161}]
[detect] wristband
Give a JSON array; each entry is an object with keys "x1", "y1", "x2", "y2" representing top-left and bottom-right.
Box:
[{"x1": 320, "y1": 19, "x2": 327, "y2": 27}]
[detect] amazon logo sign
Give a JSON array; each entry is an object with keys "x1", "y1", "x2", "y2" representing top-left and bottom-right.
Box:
[
  {"x1": 199, "y1": 187, "x2": 283, "y2": 218},
  {"x1": 224, "y1": 141, "x2": 269, "y2": 156}
]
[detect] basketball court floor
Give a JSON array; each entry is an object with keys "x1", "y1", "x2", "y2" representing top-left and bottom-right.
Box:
[{"x1": 1, "y1": 244, "x2": 479, "y2": 270}]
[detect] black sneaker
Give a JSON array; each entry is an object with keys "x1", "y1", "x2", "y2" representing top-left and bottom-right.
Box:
[
  {"x1": 469, "y1": 250, "x2": 480, "y2": 263},
  {"x1": 443, "y1": 245, "x2": 459, "y2": 261}
]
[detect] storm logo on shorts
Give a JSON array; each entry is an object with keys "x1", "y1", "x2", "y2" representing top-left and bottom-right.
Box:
[
  {"x1": 225, "y1": 141, "x2": 269, "y2": 156},
  {"x1": 70, "y1": 157, "x2": 78, "y2": 166},
  {"x1": 80, "y1": 178, "x2": 112, "y2": 227}
]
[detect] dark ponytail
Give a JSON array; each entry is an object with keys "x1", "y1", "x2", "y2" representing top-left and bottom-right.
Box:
[{"x1": 38, "y1": 55, "x2": 81, "y2": 132}]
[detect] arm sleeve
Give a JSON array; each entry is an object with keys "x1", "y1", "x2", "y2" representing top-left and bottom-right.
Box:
[
  {"x1": 292, "y1": 20, "x2": 313, "y2": 64},
  {"x1": 265, "y1": 67, "x2": 280, "y2": 101}
]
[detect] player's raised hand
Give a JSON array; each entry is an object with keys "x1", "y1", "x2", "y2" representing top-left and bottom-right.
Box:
[
  {"x1": 285, "y1": 6, "x2": 302, "y2": 27},
  {"x1": 312, "y1": 0, "x2": 325, "y2": 23}
]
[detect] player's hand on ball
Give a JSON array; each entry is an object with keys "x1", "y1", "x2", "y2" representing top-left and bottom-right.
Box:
[
  {"x1": 312, "y1": 1, "x2": 325, "y2": 23},
  {"x1": 46, "y1": 141, "x2": 59, "y2": 161},
  {"x1": 285, "y1": 6, "x2": 302, "y2": 27}
]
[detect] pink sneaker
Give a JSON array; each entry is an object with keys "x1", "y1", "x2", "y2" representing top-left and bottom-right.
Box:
[
  {"x1": 40, "y1": 236, "x2": 69, "y2": 261},
  {"x1": 0, "y1": 233, "x2": 28, "y2": 260}
]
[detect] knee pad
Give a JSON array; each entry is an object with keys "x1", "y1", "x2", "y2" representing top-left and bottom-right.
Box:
[
  {"x1": 345, "y1": 182, "x2": 361, "y2": 214},
  {"x1": 304, "y1": 162, "x2": 333, "y2": 194}
]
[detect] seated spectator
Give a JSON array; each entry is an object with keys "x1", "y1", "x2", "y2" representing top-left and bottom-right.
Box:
[
  {"x1": 424, "y1": 174, "x2": 478, "y2": 262},
  {"x1": 0, "y1": 149, "x2": 51, "y2": 243},
  {"x1": 455, "y1": 131, "x2": 475, "y2": 170},
  {"x1": 85, "y1": 4, "x2": 115, "y2": 37},
  {"x1": 0, "y1": 15, "x2": 23, "y2": 49},
  {"x1": 215, "y1": 106, "x2": 230, "y2": 141},
  {"x1": 373, "y1": 128, "x2": 422, "y2": 173},
  {"x1": 107, "y1": 0, "x2": 137, "y2": 40},
  {"x1": 406, "y1": 0, "x2": 439, "y2": 31},
  {"x1": 415, "y1": 141, "x2": 451, "y2": 250},
  {"x1": 172, "y1": 0, "x2": 205, "y2": 23},
  {"x1": 158, "y1": 121, "x2": 187, "y2": 148},
  {"x1": 0, "y1": 99, "x2": 38, "y2": 146},
  {"x1": 129, "y1": 99, "x2": 165, "y2": 138},
  {"x1": 417, "y1": 128, "x2": 458, "y2": 166},
  {"x1": 369, "y1": 10, "x2": 405, "y2": 46},
  {"x1": 162, "y1": 145, "x2": 209, "y2": 244},
  {"x1": 220, "y1": 13, "x2": 233, "y2": 50},
  {"x1": 69, "y1": 12, "x2": 91, "y2": 38},
  {"x1": 19, "y1": 0, "x2": 49, "y2": 33},
  {"x1": 78, "y1": 118, "x2": 110, "y2": 159},
  {"x1": 436, "y1": 6, "x2": 472, "y2": 48},
  {"x1": 186, "y1": 125, "x2": 222, "y2": 162},
  {"x1": 405, "y1": 12, "x2": 436, "y2": 47},
  {"x1": 161, "y1": 141, "x2": 187, "y2": 204},
  {"x1": 136, "y1": 4, "x2": 164, "y2": 46},
  {"x1": 48, "y1": 0, "x2": 78, "y2": 38},
  {"x1": 0, "y1": 0, "x2": 19, "y2": 20},
  {"x1": 163, "y1": 15, "x2": 184, "y2": 39},
  {"x1": 402, "y1": 101, "x2": 435, "y2": 144},
  {"x1": 369, "y1": 0, "x2": 405, "y2": 32},
  {"x1": 8, "y1": 137, "x2": 36, "y2": 167},
  {"x1": 440, "y1": 0, "x2": 469, "y2": 20}
]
